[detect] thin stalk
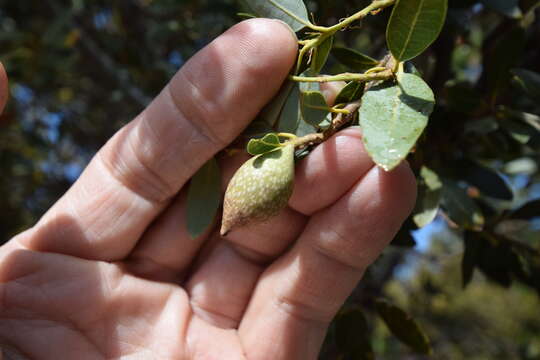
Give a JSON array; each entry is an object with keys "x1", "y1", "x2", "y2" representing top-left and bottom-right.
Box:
[{"x1": 290, "y1": 70, "x2": 393, "y2": 83}]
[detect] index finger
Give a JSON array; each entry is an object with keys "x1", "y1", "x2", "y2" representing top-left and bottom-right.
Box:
[{"x1": 18, "y1": 19, "x2": 298, "y2": 261}]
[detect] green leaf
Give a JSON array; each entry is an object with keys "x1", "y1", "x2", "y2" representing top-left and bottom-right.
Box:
[
  {"x1": 509, "y1": 199, "x2": 540, "y2": 220},
  {"x1": 295, "y1": 118, "x2": 317, "y2": 137},
  {"x1": 392, "y1": 218, "x2": 417, "y2": 247},
  {"x1": 464, "y1": 117, "x2": 499, "y2": 135},
  {"x1": 241, "y1": 0, "x2": 310, "y2": 32},
  {"x1": 386, "y1": 0, "x2": 448, "y2": 61},
  {"x1": 335, "y1": 309, "x2": 374, "y2": 359},
  {"x1": 498, "y1": 117, "x2": 539, "y2": 145},
  {"x1": 503, "y1": 158, "x2": 538, "y2": 175},
  {"x1": 301, "y1": 90, "x2": 330, "y2": 126},
  {"x1": 485, "y1": 27, "x2": 526, "y2": 100},
  {"x1": 445, "y1": 81, "x2": 483, "y2": 114},
  {"x1": 480, "y1": 0, "x2": 522, "y2": 18},
  {"x1": 512, "y1": 68, "x2": 540, "y2": 101},
  {"x1": 470, "y1": 234, "x2": 526, "y2": 288},
  {"x1": 246, "y1": 133, "x2": 281, "y2": 155},
  {"x1": 278, "y1": 82, "x2": 301, "y2": 133},
  {"x1": 335, "y1": 81, "x2": 364, "y2": 105},
  {"x1": 359, "y1": 73, "x2": 435, "y2": 171},
  {"x1": 413, "y1": 166, "x2": 442, "y2": 228},
  {"x1": 186, "y1": 158, "x2": 222, "y2": 239},
  {"x1": 462, "y1": 161, "x2": 513, "y2": 200},
  {"x1": 462, "y1": 231, "x2": 481, "y2": 288},
  {"x1": 375, "y1": 299, "x2": 432, "y2": 355},
  {"x1": 440, "y1": 181, "x2": 484, "y2": 229},
  {"x1": 331, "y1": 47, "x2": 378, "y2": 72},
  {"x1": 258, "y1": 81, "x2": 295, "y2": 127},
  {"x1": 311, "y1": 36, "x2": 334, "y2": 74}
]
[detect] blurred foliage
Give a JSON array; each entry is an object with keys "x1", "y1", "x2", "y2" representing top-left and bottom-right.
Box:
[{"x1": 0, "y1": 0, "x2": 539, "y2": 359}]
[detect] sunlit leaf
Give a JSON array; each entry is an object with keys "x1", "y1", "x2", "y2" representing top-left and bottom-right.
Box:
[
  {"x1": 503, "y1": 158, "x2": 538, "y2": 175},
  {"x1": 359, "y1": 73, "x2": 435, "y2": 171},
  {"x1": 186, "y1": 158, "x2": 222, "y2": 239},
  {"x1": 413, "y1": 166, "x2": 442, "y2": 228},
  {"x1": 387, "y1": 0, "x2": 448, "y2": 61},
  {"x1": 246, "y1": 133, "x2": 282, "y2": 155}
]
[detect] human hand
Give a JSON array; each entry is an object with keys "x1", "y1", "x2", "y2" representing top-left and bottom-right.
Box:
[{"x1": 0, "y1": 19, "x2": 416, "y2": 360}]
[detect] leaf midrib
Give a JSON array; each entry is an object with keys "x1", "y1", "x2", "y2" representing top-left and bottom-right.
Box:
[{"x1": 397, "y1": 0, "x2": 426, "y2": 60}]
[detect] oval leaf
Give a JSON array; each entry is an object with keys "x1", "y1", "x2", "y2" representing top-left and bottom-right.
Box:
[
  {"x1": 311, "y1": 36, "x2": 334, "y2": 74},
  {"x1": 331, "y1": 46, "x2": 378, "y2": 72},
  {"x1": 278, "y1": 82, "x2": 301, "y2": 133},
  {"x1": 441, "y1": 180, "x2": 484, "y2": 229},
  {"x1": 462, "y1": 160, "x2": 513, "y2": 200},
  {"x1": 335, "y1": 81, "x2": 364, "y2": 104},
  {"x1": 387, "y1": 0, "x2": 448, "y2": 61},
  {"x1": 462, "y1": 231, "x2": 481, "y2": 288},
  {"x1": 485, "y1": 27, "x2": 526, "y2": 100},
  {"x1": 186, "y1": 158, "x2": 222, "y2": 239},
  {"x1": 241, "y1": 0, "x2": 310, "y2": 32},
  {"x1": 359, "y1": 73, "x2": 435, "y2": 171},
  {"x1": 247, "y1": 133, "x2": 282, "y2": 155},
  {"x1": 335, "y1": 309, "x2": 374, "y2": 358},
  {"x1": 375, "y1": 299, "x2": 432, "y2": 355},
  {"x1": 258, "y1": 81, "x2": 295, "y2": 127},
  {"x1": 301, "y1": 90, "x2": 330, "y2": 126}
]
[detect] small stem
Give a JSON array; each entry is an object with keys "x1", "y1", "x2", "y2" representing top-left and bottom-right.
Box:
[
  {"x1": 277, "y1": 132, "x2": 298, "y2": 140},
  {"x1": 331, "y1": 108, "x2": 350, "y2": 114},
  {"x1": 320, "y1": 0, "x2": 396, "y2": 34},
  {"x1": 292, "y1": 100, "x2": 362, "y2": 149},
  {"x1": 266, "y1": 0, "x2": 322, "y2": 31},
  {"x1": 290, "y1": 69, "x2": 393, "y2": 83},
  {"x1": 365, "y1": 66, "x2": 387, "y2": 74},
  {"x1": 396, "y1": 61, "x2": 404, "y2": 74}
]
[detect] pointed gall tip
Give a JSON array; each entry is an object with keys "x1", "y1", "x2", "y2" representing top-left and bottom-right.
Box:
[{"x1": 220, "y1": 224, "x2": 230, "y2": 237}]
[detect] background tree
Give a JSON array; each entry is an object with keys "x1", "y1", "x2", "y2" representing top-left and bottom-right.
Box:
[{"x1": 0, "y1": 0, "x2": 539, "y2": 358}]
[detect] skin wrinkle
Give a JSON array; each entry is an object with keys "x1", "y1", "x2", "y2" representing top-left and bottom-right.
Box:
[
  {"x1": 172, "y1": 70, "x2": 227, "y2": 148},
  {"x1": 130, "y1": 116, "x2": 178, "y2": 202},
  {"x1": 98, "y1": 142, "x2": 171, "y2": 206},
  {"x1": 273, "y1": 293, "x2": 332, "y2": 326},
  {"x1": 309, "y1": 228, "x2": 368, "y2": 273},
  {"x1": 189, "y1": 298, "x2": 239, "y2": 329}
]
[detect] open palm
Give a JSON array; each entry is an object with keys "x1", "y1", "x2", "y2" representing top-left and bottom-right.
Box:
[{"x1": 0, "y1": 19, "x2": 415, "y2": 360}]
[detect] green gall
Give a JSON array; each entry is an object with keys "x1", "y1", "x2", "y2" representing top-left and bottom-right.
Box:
[{"x1": 220, "y1": 144, "x2": 295, "y2": 236}]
